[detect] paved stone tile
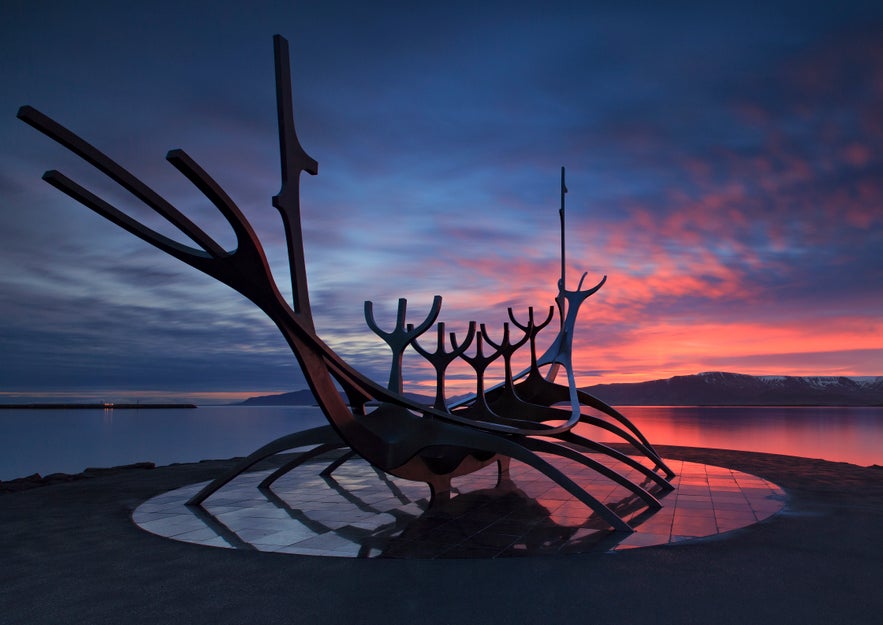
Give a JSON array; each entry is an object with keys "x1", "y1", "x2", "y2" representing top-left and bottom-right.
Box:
[{"x1": 133, "y1": 455, "x2": 786, "y2": 558}]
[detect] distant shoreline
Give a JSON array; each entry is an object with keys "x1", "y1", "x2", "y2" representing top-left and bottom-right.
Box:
[
  {"x1": 0, "y1": 403, "x2": 197, "y2": 410},
  {"x1": 237, "y1": 372, "x2": 883, "y2": 407}
]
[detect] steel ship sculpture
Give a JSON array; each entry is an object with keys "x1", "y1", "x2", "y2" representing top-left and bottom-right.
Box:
[{"x1": 19, "y1": 36, "x2": 674, "y2": 532}]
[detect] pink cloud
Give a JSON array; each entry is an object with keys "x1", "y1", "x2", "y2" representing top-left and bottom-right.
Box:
[{"x1": 567, "y1": 314, "x2": 883, "y2": 384}]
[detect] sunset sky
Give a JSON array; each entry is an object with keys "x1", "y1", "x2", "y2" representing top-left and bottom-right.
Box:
[{"x1": 1, "y1": 1, "x2": 881, "y2": 403}]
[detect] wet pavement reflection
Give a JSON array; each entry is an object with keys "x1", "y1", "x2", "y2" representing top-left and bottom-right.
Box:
[{"x1": 134, "y1": 454, "x2": 786, "y2": 558}]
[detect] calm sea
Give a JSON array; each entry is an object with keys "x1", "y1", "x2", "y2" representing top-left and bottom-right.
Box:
[{"x1": 1, "y1": 405, "x2": 881, "y2": 481}]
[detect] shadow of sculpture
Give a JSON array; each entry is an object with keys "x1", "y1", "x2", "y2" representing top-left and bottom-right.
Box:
[
  {"x1": 19, "y1": 35, "x2": 674, "y2": 533},
  {"x1": 188, "y1": 455, "x2": 669, "y2": 557}
]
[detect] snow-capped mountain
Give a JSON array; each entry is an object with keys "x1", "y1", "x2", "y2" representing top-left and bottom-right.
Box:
[
  {"x1": 583, "y1": 372, "x2": 883, "y2": 406},
  {"x1": 241, "y1": 372, "x2": 883, "y2": 407}
]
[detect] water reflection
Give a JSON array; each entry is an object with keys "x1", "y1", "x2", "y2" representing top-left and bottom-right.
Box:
[
  {"x1": 133, "y1": 457, "x2": 785, "y2": 558},
  {"x1": 0, "y1": 406, "x2": 329, "y2": 480},
  {"x1": 2, "y1": 405, "x2": 881, "y2": 481},
  {"x1": 603, "y1": 406, "x2": 883, "y2": 466}
]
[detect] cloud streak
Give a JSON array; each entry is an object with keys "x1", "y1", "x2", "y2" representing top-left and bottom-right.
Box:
[{"x1": 1, "y1": 2, "x2": 881, "y2": 401}]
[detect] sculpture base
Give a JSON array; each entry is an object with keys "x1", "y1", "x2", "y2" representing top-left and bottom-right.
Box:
[{"x1": 134, "y1": 453, "x2": 785, "y2": 558}]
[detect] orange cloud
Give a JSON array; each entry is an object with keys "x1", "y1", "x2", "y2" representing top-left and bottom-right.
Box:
[{"x1": 568, "y1": 315, "x2": 883, "y2": 384}]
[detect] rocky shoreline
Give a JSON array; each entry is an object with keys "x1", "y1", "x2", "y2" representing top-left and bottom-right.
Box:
[{"x1": 0, "y1": 462, "x2": 157, "y2": 493}]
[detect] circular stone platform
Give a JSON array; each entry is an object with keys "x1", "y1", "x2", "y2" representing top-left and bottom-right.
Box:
[{"x1": 133, "y1": 454, "x2": 786, "y2": 558}]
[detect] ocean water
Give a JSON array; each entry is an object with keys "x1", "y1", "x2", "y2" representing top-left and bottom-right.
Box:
[
  {"x1": 617, "y1": 405, "x2": 883, "y2": 467},
  {"x1": 1, "y1": 404, "x2": 881, "y2": 481},
  {"x1": 0, "y1": 405, "x2": 327, "y2": 482}
]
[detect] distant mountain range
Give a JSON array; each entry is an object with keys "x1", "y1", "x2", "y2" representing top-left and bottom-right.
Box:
[
  {"x1": 239, "y1": 372, "x2": 883, "y2": 407},
  {"x1": 239, "y1": 389, "x2": 320, "y2": 406},
  {"x1": 584, "y1": 372, "x2": 883, "y2": 406}
]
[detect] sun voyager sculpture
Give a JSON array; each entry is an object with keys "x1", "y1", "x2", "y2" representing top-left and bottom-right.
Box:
[{"x1": 19, "y1": 36, "x2": 675, "y2": 533}]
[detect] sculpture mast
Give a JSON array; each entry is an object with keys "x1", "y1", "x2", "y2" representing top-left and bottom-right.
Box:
[
  {"x1": 559, "y1": 165, "x2": 567, "y2": 291},
  {"x1": 546, "y1": 166, "x2": 568, "y2": 383},
  {"x1": 271, "y1": 35, "x2": 319, "y2": 332}
]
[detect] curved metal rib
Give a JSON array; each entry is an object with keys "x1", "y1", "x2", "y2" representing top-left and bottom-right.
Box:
[
  {"x1": 40, "y1": 170, "x2": 211, "y2": 266},
  {"x1": 556, "y1": 431, "x2": 674, "y2": 492},
  {"x1": 187, "y1": 425, "x2": 342, "y2": 506},
  {"x1": 521, "y1": 437, "x2": 662, "y2": 510},
  {"x1": 513, "y1": 375, "x2": 674, "y2": 477},
  {"x1": 381, "y1": 416, "x2": 635, "y2": 532},
  {"x1": 17, "y1": 105, "x2": 225, "y2": 258},
  {"x1": 258, "y1": 442, "x2": 346, "y2": 490},
  {"x1": 320, "y1": 450, "x2": 358, "y2": 477}
]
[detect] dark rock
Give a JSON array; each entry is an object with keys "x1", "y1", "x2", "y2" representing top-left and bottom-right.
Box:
[
  {"x1": 1, "y1": 463, "x2": 155, "y2": 493},
  {"x1": 82, "y1": 462, "x2": 155, "y2": 475},
  {"x1": 0, "y1": 473, "x2": 44, "y2": 493}
]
